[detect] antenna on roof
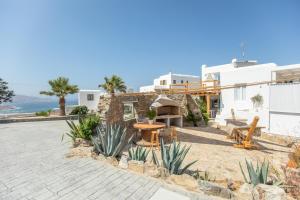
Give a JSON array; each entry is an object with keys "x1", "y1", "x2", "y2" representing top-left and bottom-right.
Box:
[{"x1": 240, "y1": 42, "x2": 246, "y2": 60}]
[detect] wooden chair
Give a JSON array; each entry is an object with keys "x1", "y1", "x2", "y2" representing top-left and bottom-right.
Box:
[
  {"x1": 150, "y1": 130, "x2": 160, "y2": 148},
  {"x1": 232, "y1": 116, "x2": 260, "y2": 149},
  {"x1": 169, "y1": 126, "x2": 178, "y2": 142},
  {"x1": 159, "y1": 127, "x2": 178, "y2": 142}
]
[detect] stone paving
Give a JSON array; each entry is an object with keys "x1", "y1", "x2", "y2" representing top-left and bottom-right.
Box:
[
  {"x1": 0, "y1": 121, "x2": 211, "y2": 200},
  {"x1": 0, "y1": 121, "x2": 161, "y2": 200}
]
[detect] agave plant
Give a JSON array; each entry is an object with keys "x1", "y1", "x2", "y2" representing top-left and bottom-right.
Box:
[
  {"x1": 91, "y1": 123, "x2": 133, "y2": 158},
  {"x1": 152, "y1": 139, "x2": 197, "y2": 175},
  {"x1": 239, "y1": 159, "x2": 269, "y2": 186},
  {"x1": 128, "y1": 146, "x2": 150, "y2": 162}
]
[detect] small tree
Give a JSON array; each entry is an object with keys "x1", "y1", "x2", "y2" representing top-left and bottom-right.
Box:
[
  {"x1": 0, "y1": 78, "x2": 14, "y2": 104},
  {"x1": 40, "y1": 77, "x2": 78, "y2": 116},
  {"x1": 99, "y1": 75, "x2": 126, "y2": 95}
]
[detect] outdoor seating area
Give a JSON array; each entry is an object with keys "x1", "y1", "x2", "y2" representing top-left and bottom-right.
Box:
[
  {"x1": 90, "y1": 92, "x2": 300, "y2": 199},
  {"x1": 130, "y1": 120, "x2": 292, "y2": 183},
  {"x1": 133, "y1": 122, "x2": 178, "y2": 147}
]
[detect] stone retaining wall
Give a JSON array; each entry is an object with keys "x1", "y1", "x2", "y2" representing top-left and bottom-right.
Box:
[
  {"x1": 0, "y1": 115, "x2": 79, "y2": 124},
  {"x1": 98, "y1": 94, "x2": 204, "y2": 134},
  {"x1": 283, "y1": 167, "x2": 300, "y2": 199}
]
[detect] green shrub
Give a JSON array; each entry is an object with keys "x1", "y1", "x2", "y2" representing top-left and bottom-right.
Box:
[
  {"x1": 196, "y1": 97, "x2": 209, "y2": 125},
  {"x1": 70, "y1": 106, "x2": 89, "y2": 115},
  {"x1": 186, "y1": 109, "x2": 199, "y2": 126},
  {"x1": 79, "y1": 115, "x2": 101, "y2": 138},
  {"x1": 63, "y1": 114, "x2": 101, "y2": 142},
  {"x1": 192, "y1": 169, "x2": 216, "y2": 182},
  {"x1": 128, "y1": 146, "x2": 150, "y2": 162},
  {"x1": 152, "y1": 139, "x2": 197, "y2": 175},
  {"x1": 202, "y1": 113, "x2": 209, "y2": 125},
  {"x1": 35, "y1": 110, "x2": 51, "y2": 117},
  {"x1": 91, "y1": 124, "x2": 133, "y2": 158},
  {"x1": 147, "y1": 109, "x2": 156, "y2": 120}
]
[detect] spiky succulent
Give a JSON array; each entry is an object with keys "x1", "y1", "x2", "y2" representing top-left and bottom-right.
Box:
[
  {"x1": 128, "y1": 146, "x2": 150, "y2": 162},
  {"x1": 239, "y1": 159, "x2": 269, "y2": 186},
  {"x1": 91, "y1": 123, "x2": 132, "y2": 158},
  {"x1": 152, "y1": 139, "x2": 197, "y2": 175}
]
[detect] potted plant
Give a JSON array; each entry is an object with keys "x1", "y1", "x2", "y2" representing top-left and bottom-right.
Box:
[
  {"x1": 147, "y1": 109, "x2": 156, "y2": 124},
  {"x1": 251, "y1": 94, "x2": 263, "y2": 111}
]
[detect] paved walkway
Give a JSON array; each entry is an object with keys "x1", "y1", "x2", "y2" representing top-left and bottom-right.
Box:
[{"x1": 0, "y1": 121, "x2": 211, "y2": 200}]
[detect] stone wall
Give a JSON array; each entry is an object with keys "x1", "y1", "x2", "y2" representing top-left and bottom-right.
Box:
[
  {"x1": 98, "y1": 94, "x2": 204, "y2": 135},
  {"x1": 283, "y1": 167, "x2": 300, "y2": 199}
]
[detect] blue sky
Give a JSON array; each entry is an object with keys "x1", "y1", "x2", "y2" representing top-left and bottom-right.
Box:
[{"x1": 0, "y1": 0, "x2": 299, "y2": 97}]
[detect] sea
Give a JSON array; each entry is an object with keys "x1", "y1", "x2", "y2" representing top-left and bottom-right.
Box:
[{"x1": 0, "y1": 100, "x2": 78, "y2": 114}]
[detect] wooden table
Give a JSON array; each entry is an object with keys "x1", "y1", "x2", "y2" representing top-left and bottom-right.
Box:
[{"x1": 133, "y1": 122, "x2": 166, "y2": 147}]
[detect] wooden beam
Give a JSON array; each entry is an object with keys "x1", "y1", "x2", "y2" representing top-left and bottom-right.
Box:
[{"x1": 206, "y1": 94, "x2": 211, "y2": 118}]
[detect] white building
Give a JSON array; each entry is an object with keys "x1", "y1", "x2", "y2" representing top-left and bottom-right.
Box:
[
  {"x1": 202, "y1": 59, "x2": 300, "y2": 137},
  {"x1": 78, "y1": 90, "x2": 104, "y2": 112},
  {"x1": 140, "y1": 72, "x2": 200, "y2": 92}
]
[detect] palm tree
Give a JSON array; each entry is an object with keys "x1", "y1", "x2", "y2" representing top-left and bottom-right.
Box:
[
  {"x1": 99, "y1": 75, "x2": 127, "y2": 95},
  {"x1": 40, "y1": 77, "x2": 79, "y2": 116}
]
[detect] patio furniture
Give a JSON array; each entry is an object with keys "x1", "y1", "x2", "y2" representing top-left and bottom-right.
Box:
[
  {"x1": 169, "y1": 126, "x2": 178, "y2": 141},
  {"x1": 133, "y1": 116, "x2": 147, "y2": 143},
  {"x1": 231, "y1": 116, "x2": 260, "y2": 149},
  {"x1": 160, "y1": 126, "x2": 178, "y2": 142},
  {"x1": 133, "y1": 122, "x2": 166, "y2": 147},
  {"x1": 150, "y1": 130, "x2": 160, "y2": 148}
]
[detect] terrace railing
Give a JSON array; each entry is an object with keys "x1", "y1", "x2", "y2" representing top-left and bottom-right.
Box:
[{"x1": 168, "y1": 80, "x2": 220, "y2": 95}]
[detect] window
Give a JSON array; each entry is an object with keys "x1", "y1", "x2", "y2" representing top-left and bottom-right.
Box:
[
  {"x1": 234, "y1": 86, "x2": 246, "y2": 101},
  {"x1": 213, "y1": 72, "x2": 220, "y2": 81},
  {"x1": 181, "y1": 80, "x2": 184, "y2": 84},
  {"x1": 173, "y1": 80, "x2": 176, "y2": 84},
  {"x1": 87, "y1": 94, "x2": 94, "y2": 101},
  {"x1": 160, "y1": 80, "x2": 167, "y2": 85},
  {"x1": 123, "y1": 103, "x2": 135, "y2": 120},
  {"x1": 186, "y1": 80, "x2": 189, "y2": 83}
]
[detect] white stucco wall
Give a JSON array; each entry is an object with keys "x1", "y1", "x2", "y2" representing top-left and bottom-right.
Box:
[
  {"x1": 140, "y1": 72, "x2": 200, "y2": 92},
  {"x1": 218, "y1": 84, "x2": 270, "y2": 129},
  {"x1": 78, "y1": 90, "x2": 103, "y2": 112},
  {"x1": 203, "y1": 60, "x2": 300, "y2": 136},
  {"x1": 140, "y1": 85, "x2": 155, "y2": 92},
  {"x1": 270, "y1": 113, "x2": 300, "y2": 137},
  {"x1": 269, "y1": 83, "x2": 300, "y2": 137},
  {"x1": 207, "y1": 63, "x2": 276, "y2": 130}
]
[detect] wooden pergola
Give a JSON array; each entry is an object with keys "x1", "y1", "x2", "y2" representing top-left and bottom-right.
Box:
[{"x1": 120, "y1": 80, "x2": 221, "y2": 117}]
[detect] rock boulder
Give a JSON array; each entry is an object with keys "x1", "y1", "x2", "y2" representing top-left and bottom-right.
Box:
[{"x1": 252, "y1": 184, "x2": 286, "y2": 200}]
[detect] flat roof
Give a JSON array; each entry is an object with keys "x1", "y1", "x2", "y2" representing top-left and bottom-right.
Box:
[
  {"x1": 79, "y1": 89, "x2": 103, "y2": 92},
  {"x1": 171, "y1": 73, "x2": 200, "y2": 78},
  {"x1": 272, "y1": 64, "x2": 300, "y2": 72}
]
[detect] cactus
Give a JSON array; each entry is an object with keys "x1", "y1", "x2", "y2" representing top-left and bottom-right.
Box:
[
  {"x1": 152, "y1": 139, "x2": 197, "y2": 175},
  {"x1": 239, "y1": 159, "x2": 269, "y2": 186},
  {"x1": 128, "y1": 146, "x2": 150, "y2": 162},
  {"x1": 91, "y1": 123, "x2": 132, "y2": 158}
]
